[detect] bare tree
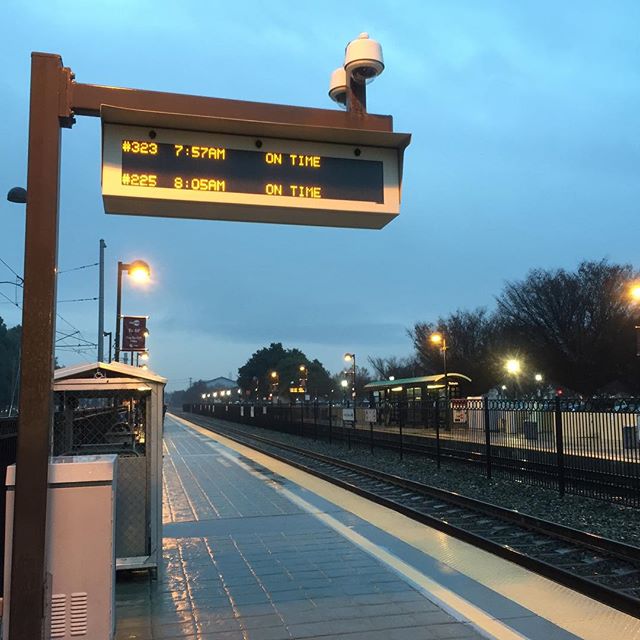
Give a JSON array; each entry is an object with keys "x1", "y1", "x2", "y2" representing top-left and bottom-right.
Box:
[
  {"x1": 408, "y1": 308, "x2": 499, "y2": 393},
  {"x1": 367, "y1": 355, "x2": 419, "y2": 380},
  {"x1": 496, "y1": 260, "x2": 640, "y2": 395}
]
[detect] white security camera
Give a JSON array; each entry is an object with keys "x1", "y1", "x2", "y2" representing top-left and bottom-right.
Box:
[
  {"x1": 328, "y1": 67, "x2": 347, "y2": 107},
  {"x1": 344, "y1": 32, "x2": 384, "y2": 83}
]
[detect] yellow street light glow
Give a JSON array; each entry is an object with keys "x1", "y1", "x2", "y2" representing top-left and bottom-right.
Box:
[
  {"x1": 630, "y1": 284, "x2": 640, "y2": 302},
  {"x1": 299, "y1": 364, "x2": 306, "y2": 371},
  {"x1": 429, "y1": 332, "x2": 443, "y2": 345},
  {"x1": 270, "y1": 371, "x2": 278, "y2": 379},
  {"x1": 505, "y1": 359, "x2": 521, "y2": 375},
  {"x1": 343, "y1": 353, "x2": 353, "y2": 362},
  {"x1": 127, "y1": 260, "x2": 151, "y2": 283}
]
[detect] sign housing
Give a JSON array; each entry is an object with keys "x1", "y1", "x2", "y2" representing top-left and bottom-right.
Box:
[{"x1": 102, "y1": 107, "x2": 410, "y2": 229}]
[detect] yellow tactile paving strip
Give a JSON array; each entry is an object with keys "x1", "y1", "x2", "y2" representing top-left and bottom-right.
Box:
[{"x1": 172, "y1": 414, "x2": 640, "y2": 640}]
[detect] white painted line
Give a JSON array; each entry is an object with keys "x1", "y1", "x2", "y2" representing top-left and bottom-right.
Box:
[{"x1": 211, "y1": 438, "x2": 528, "y2": 640}]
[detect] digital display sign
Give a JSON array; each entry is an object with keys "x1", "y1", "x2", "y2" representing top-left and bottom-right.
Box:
[
  {"x1": 119, "y1": 140, "x2": 384, "y2": 203},
  {"x1": 102, "y1": 122, "x2": 405, "y2": 229}
]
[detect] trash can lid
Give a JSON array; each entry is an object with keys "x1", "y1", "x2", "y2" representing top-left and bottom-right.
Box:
[{"x1": 6, "y1": 454, "x2": 117, "y2": 487}]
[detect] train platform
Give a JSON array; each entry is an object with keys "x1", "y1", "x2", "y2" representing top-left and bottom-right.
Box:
[{"x1": 114, "y1": 414, "x2": 640, "y2": 640}]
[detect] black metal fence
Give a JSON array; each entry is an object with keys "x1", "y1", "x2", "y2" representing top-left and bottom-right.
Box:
[{"x1": 182, "y1": 397, "x2": 640, "y2": 507}]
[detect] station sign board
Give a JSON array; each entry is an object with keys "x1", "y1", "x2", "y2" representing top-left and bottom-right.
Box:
[
  {"x1": 121, "y1": 316, "x2": 147, "y2": 352},
  {"x1": 342, "y1": 408, "x2": 355, "y2": 423},
  {"x1": 101, "y1": 108, "x2": 410, "y2": 229}
]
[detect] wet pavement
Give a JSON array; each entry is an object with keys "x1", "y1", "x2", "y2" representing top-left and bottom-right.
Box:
[{"x1": 115, "y1": 416, "x2": 483, "y2": 639}]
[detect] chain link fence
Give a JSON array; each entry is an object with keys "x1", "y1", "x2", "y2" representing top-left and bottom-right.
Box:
[{"x1": 53, "y1": 390, "x2": 150, "y2": 559}]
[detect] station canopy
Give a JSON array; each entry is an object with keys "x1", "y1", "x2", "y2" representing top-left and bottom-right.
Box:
[
  {"x1": 53, "y1": 361, "x2": 167, "y2": 392},
  {"x1": 364, "y1": 373, "x2": 472, "y2": 391}
]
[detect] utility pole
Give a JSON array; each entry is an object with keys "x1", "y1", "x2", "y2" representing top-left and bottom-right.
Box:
[{"x1": 97, "y1": 239, "x2": 106, "y2": 362}]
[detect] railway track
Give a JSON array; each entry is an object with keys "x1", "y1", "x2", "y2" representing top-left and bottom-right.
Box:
[{"x1": 181, "y1": 413, "x2": 640, "y2": 618}]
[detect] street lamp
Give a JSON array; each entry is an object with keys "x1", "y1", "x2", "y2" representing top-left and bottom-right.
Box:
[
  {"x1": 534, "y1": 373, "x2": 543, "y2": 383},
  {"x1": 343, "y1": 353, "x2": 356, "y2": 408},
  {"x1": 505, "y1": 358, "x2": 521, "y2": 375},
  {"x1": 114, "y1": 260, "x2": 150, "y2": 362},
  {"x1": 629, "y1": 283, "x2": 640, "y2": 357},
  {"x1": 269, "y1": 370, "x2": 279, "y2": 403},
  {"x1": 429, "y1": 331, "x2": 449, "y2": 397},
  {"x1": 299, "y1": 365, "x2": 307, "y2": 394},
  {"x1": 340, "y1": 379, "x2": 349, "y2": 403}
]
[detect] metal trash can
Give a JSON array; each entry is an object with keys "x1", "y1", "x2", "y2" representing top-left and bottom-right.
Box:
[
  {"x1": 622, "y1": 425, "x2": 638, "y2": 449},
  {"x1": 52, "y1": 361, "x2": 166, "y2": 573},
  {"x1": 523, "y1": 420, "x2": 538, "y2": 441}
]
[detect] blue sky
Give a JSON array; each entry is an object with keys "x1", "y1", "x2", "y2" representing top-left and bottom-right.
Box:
[{"x1": 1, "y1": 1, "x2": 639, "y2": 390}]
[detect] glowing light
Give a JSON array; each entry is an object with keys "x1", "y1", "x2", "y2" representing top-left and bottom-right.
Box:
[
  {"x1": 344, "y1": 352, "x2": 354, "y2": 363},
  {"x1": 630, "y1": 284, "x2": 640, "y2": 302},
  {"x1": 127, "y1": 260, "x2": 151, "y2": 283},
  {"x1": 140, "y1": 351, "x2": 149, "y2": 362},
  {"x1": 270, "y1": 371, "x2": 278, "y2": 379},
  {"x1": 429, "y1": 332, "x2": 443, "y2": 345},
  {"x1": 505, "y1": 359, "x2": 521, "y2": 375},
  {"x1": 299, "y1": 365, "x2": 306, "y2": 372},
  {"x1": 340, "y1": 380, "x2": 349, "y2": 388},
  {"x1": 534, "y1": 373, "x2": 543, "y2": 382}
]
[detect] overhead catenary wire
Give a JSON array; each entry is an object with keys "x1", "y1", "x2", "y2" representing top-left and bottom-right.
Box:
[
  {"x1": 1, "y1": 258, "x2": 100, "y2": 354},
  {"x1": 57, "y1": 262, "x2": 98, "y2": 275},
  {"x1": 0, "y1": 256, "x2": 23, "y2": 283}
]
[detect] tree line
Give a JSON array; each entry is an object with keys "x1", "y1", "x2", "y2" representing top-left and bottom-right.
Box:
[
  {"x1": 403, "y1": 259, "x2": 640, "y2": 396},
  {"x1": 175, "y1": 259, "x2": 640, "y2": 402},
  {"x1": 0, "y1": 318, "x2": 21, "y2": 414}
]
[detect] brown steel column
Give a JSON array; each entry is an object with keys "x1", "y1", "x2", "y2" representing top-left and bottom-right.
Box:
[{"x1": 9, "y1": 53, "x2": 67, "y2": 640}]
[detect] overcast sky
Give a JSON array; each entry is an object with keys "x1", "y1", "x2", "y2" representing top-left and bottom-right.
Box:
[{"x1": 1, "y1": 1, "x2": 638, "y2": 390}]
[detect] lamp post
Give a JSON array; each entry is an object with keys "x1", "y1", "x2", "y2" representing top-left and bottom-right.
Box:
[
  {"x1": 504, "y1": 358, "x2": 522, "y2": 398},
  {"x1": 270, "y1": 370, "x2": 279, "y2": 402},
  {"x1": 299, "y1": 365, "x2": 307, "y2": 394},
  {"x1": 629, "y1": 284, "x2": 640, "y2": 356},
  {"x1": 114, "y1": 260, "x2": 150, "y2": 362},
  {"x1": 429, "y1": 332, "x2": 449, "y2": 398},
  {"x1": 340, "y1": 379, "x2": 349, "y2": 404},
  {"x1": 343, "y1": 353, "x2": 356, "y2": 409}
]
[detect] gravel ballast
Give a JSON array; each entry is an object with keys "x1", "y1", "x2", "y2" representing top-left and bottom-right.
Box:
[{"x1": 177, "y1": 412, "x2": 640, "y2": 548}]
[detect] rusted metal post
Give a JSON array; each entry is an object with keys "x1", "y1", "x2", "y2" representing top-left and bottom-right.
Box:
[
  {"x1": 7, "y1": 50, "x2": 396, "y2": 639},
  {"x1": 10, "y1": 52, "x2": 70, "y2": 640},
  {"x1": 114, "y1": 262, "x2": 124, "y2": 362},
  {"x1": 347, "y1": 76, "x2": 366, "y2": 116}
]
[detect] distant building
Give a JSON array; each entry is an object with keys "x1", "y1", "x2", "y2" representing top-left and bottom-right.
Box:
[
  {"x1": 203, "y1": 377, "x2": 237, "y2": 391},
  {"x1": 202, "y1": 376, "x2": 240, "y2": 401}
]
